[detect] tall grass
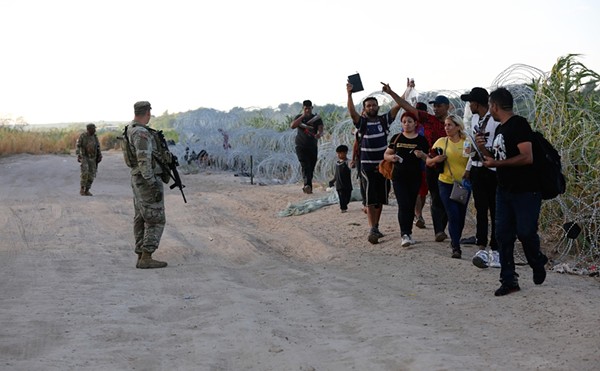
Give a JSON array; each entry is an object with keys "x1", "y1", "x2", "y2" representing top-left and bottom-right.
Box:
[
  {"x1": 492, "y1": 54, "x2": 600, "y2": 268},
  {"x1": 0, "y1": 127, "x2": 120, "y2": 155},
  {"x1": 532, "y1": 55, "x2": 600, "y2": 266}
]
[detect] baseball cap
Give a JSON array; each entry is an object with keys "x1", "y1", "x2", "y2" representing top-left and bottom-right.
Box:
[
  {"x1": 134, "y1": 101, "x2": 152, "y2": 112},
  {"x1": 460, "y1": 87, "x2": 489, "y2": 105},
  {"x1": 428, "y1": 95, "x2": 450, "y2": 105}
]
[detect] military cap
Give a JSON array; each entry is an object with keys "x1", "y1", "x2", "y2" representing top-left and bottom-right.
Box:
[
  {"x1": 134, "y1": 101, "x2": 152, "y2": 113},
  {"x1": 86, "y1": 123, "x2": 96, "y2": 129}
]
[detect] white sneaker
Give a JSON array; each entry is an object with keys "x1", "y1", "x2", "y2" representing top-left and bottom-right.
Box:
[
  {"x1": 472, "y1": 249, "x2": 489, "y2": 269},
  {"x1": 401, "y1": 234, "x2": 414, "y2": 247},
  {"x1": 489, "y1": 250, "x2": 501, "y2": 268}
]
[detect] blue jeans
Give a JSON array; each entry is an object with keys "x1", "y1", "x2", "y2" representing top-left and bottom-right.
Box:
[
  {"x1": 438, "y1": 181, "x2": 470, "y2": 251},
  {"x1": 426, "y1": 168, "x2": 448, "y2": 234},
  {"x1": 495, "y1": 188, "x2": 544, "y2": 284}
]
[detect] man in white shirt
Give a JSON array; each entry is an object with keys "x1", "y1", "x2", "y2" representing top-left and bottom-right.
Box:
[{"x1": 461, "y1": 87, "x2": 501, "y2": 269}]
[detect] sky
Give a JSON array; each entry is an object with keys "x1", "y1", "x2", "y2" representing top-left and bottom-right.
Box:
[{"x1": 1, "y1": 0, "x2": 599, "y2": 125}]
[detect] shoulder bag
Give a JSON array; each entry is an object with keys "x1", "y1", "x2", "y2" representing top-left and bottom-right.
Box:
[
  {"x1": 447, "y1": 142, "x2": 470, "y2": 205},
  {"x1": 378, "y1": 134, "x2": 401, "y2": 180}
]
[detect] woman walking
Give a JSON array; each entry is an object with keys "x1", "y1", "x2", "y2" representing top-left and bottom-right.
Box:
[
  {"x1": 383, "y1": 111, "x2": 429, "y2": 247},
  {"x1": 426, "y1": 114, "x2": 471, "y2": 258}
]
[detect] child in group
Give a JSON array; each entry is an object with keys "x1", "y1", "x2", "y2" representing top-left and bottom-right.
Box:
[{"x1": 329, "y1": 145, "x2": 353, "y2": 213}]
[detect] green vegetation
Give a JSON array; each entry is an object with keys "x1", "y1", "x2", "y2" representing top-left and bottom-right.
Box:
[
  {"x1": 0, "y1": 111, "x2": 181, "y2": 155},
  {"x1": 529, "y1": 54, "x2": 600, "y2": 263},
  {"x1": 1, "y1": 55, "x2": 598, "y2": 268}
]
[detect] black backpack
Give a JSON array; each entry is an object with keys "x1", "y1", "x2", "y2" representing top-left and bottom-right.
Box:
[{"x1": 532, "y1": 131, "x2": 566, "y2": 200}]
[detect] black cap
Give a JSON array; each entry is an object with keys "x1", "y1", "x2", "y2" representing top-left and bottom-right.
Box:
[{"x1": 460, "y1": 87, "x2": 489, "y2": 105}]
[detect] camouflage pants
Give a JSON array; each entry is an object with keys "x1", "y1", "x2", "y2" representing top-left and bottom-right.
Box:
[
  {"x1": 131, "y1": 174, "x2": 166, "y2": 254},
  {"x1": 80, "y1": 157, "x2": 98, "y2": 188}
]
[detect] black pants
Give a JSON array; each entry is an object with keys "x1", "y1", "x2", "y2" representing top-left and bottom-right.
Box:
[
  {"x1": 337, "y1": 188, "x2": 352, "y2": 211},
  {"x1": 392, "y1": 175, "x2": 421, "y2": 236},
  {"x1": 426, "y1": 167, "x2": 448, "y2": 234},
  {"x1": 470, "y1": 166, "x2": 498, "y2": 249},
  {"x1": 296, "y1": 146, "x2": 318, "y2": 187}
]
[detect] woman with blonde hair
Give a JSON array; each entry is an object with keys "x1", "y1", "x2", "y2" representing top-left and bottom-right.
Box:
[{"x1": 426, "y1": 114, "x2": 472, "y2": 259}]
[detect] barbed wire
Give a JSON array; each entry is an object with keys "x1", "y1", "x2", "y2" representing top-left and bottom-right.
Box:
[{"x1": 172, "y1": 64, "x2": 599, "y2": 270}]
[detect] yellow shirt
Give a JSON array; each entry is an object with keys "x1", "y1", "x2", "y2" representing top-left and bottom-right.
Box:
[{"x1": 432, "y1": 137, "x2": 469, "y2": 184}]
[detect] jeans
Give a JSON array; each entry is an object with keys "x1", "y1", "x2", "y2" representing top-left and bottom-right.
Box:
[
  {"x1": 470, "y1": 166, "x2": 497, "y2": 249},
  {"x1": 438, "y1": 181, "x2": 470, "y2": 251},
  {"x1": 392, "y1": 174, "x2": 421, "y2": 236},
  {"x1": 426, "y1": 167, "x2": 448, "y2": 234},
  {"x1": 495, "y1": 188, "x2": 544, "y2": 284}
]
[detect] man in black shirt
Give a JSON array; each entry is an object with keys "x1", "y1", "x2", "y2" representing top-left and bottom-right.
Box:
[
  {"x1": 478, "y1": 88, "x2": 549, "y2": 296},
  {"x1": 290, "y1": 100, "x2": 324, "y2": 194}
]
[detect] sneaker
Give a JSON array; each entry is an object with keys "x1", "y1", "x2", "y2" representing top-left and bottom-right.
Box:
[
  {"x1": 373, "y1": 229, "x2": 384, "y2": 239},
  {"x1": 435, "y1": 232, "x2": 448, "y2": 242},
  {"x1": 451, "y1": 249, "x2": 462, "y2": 259},
  {"x1": 368, "y1": 232, "x2": 379, "y2": 244},
  {"x1": 302, "y1": 185, "x2": 312, "y2": 194},
  {"x1": 460, "y1": 236, "x2": 477, "y2": 244},
  {"x1": 494, "y1": 283, "x2": 521, "y2": 296},
  {"x1": 472, "y1": 249, "x2": 490, "y2": 269},
  {"x1": 489, "y1": 250, "x2": 501, "y2": 268},
  {"x1": 401, "y1": 234, "x2": 414, "y2": 247},
  {"x1": 341, "y1": 209, "x2": 347, "y2": 213},
  {"x1": 414, "y1": 216, "x2": 426, "y2": 229},
  {"x1": 533, "y1": 254, "x2": 549, "y2": 285}
]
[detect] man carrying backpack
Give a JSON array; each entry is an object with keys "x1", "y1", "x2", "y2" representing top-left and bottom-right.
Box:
[
  {"x1": 123, "y1": 101, "x2": 169, "y2": 269},
  {"x1": 477, "y1": 88, "x2": 548, "y2": 296}
]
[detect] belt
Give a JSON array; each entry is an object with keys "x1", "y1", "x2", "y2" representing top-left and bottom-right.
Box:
[{"x1": 471, "y1": 161, "x2": 484, "y2": 167}]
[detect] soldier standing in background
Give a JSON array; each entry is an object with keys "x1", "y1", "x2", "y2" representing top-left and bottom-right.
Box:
[
  {"x1": 122, "y1": 101, "x2": 168, "y2": 269},
  {"x1": 76, "y1": 123, "x2": 102, "y2": 196}
]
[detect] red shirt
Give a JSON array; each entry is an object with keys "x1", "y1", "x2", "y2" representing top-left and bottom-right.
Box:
[{"x1": 417, "y1": 110, "x2": 446, "y2": 154}]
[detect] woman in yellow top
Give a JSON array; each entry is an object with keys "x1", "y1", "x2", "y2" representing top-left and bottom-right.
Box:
[{"x1": 426, "y1": 114, "x2": 472, "y2": 259}]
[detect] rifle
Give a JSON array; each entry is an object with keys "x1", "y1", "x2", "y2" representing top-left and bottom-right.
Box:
[{"x1": 152, "y1": 129, "x2": 187, "y2": 203}]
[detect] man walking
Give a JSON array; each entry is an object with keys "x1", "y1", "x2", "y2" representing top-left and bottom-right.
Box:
[
  {"x1": 347, "y1": 81, "x2": 402, "y2": 244},
  {"x1": 76, "y1": 123, "x2": 102, "y2": 196},
  {"x1": 461, "y1": 87, "x2": 501, "y2": 269},
  {"x1": 290, "y1": 100, "x2": 324, "y2": 194},
  {"x1": 479, "y1": 88, "x2": 548, "y2": 296},
  {"x1": 123, "y1": 101, "x2": 168, "y2": 269}
]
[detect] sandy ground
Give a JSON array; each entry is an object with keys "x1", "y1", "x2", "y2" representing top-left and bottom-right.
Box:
[{"x1": 0, "y1": 151, "x2": 599, "y2": 371}]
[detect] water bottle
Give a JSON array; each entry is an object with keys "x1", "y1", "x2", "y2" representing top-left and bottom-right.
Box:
[{"x1": 463, "y1": 140, "x2": 473, "y2": 157}]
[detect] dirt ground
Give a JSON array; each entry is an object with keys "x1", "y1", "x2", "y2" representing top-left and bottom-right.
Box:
[{"x1": 1, "y1": 151, "x2": 599, "y2": 371}]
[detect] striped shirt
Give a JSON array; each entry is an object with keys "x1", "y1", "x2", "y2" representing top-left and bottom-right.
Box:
[{"x1": 355, "y1": 112, "x2": 393, "y2": 171}]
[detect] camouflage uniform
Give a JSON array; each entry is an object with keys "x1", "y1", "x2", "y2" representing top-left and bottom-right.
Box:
[
  {"x1": 76, "y1": 125, "x2": 102, "y2": 194},
  {"x1": 126, "y1": 121, "x2": 166, "y2": 255}
]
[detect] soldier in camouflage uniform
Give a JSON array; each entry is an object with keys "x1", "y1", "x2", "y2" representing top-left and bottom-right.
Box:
[
  {"x1": 123, "y1": 101, "x2": 168, "y2": 269},
  {"x1": 76, "y1": 123, "x2": 102, "y2": 196}
]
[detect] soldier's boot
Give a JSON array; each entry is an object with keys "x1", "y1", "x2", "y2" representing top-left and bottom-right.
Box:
[
  {"x1": 80, "y1": 186, "x2": 86, "y2": 196},
  {"x1": 137, "y1": 251, "x2": 167, "y2": 269},
  {"x1": 84, "y1": 187, "x2": 93, "y2": 196},
  {"x1": 135, "y1": 252, "x2": 142, "y2": 268}
]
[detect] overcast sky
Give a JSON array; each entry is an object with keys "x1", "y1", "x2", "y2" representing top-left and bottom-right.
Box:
[{"x1": 1, "y1": 0, "x2": 599, "y2": 124}]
